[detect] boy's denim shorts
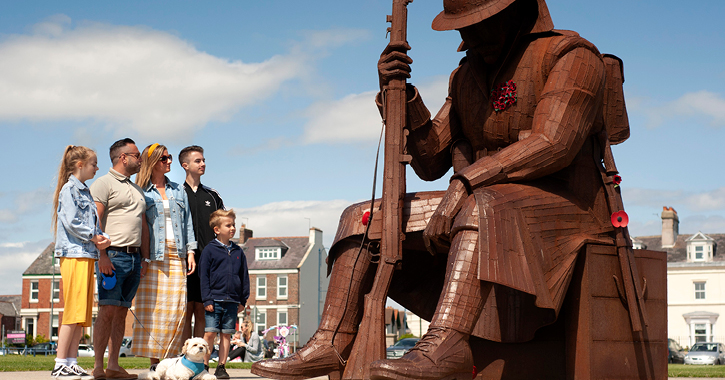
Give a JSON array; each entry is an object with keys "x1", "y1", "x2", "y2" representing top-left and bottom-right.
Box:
[
  {"x1": 96, "y1": 250, "x2": 141, "y2": 308},
  {"x1": 205, "y1": 301, "x2": 238, "y2": 334}
]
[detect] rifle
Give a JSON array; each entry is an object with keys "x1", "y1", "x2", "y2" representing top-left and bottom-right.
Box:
[{"x1": 342, "y1": 0, "x2": 412, "y2": 378}]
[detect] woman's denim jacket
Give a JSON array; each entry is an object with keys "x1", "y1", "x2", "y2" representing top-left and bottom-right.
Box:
[
  {"x1": 55, "y1": 175, "x2": 108, "y2": 259},
  {"x1": 143, "y1": 177, "x2": 197, "y2": 260}
]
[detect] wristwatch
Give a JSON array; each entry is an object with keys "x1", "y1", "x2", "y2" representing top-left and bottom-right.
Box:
[{"x1": 143, "y1": 258, "x2": 152, "y2": 264}]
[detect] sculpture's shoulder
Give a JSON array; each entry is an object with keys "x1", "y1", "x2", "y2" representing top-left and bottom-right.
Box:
[{"x1": 529, "y1": 30, "x2": 603, "y2": 75}]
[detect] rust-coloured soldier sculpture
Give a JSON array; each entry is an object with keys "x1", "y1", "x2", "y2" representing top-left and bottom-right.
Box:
[{"x1": 252, "y1": 0, "x2": 654, "y2": 379}]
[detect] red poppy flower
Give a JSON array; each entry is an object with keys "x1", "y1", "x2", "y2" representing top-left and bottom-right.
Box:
[
  {"x1": 611, "y1": 210, "x2": 629, "y2": 228},
  {"x1": 491, "y1": 80, "x2": 517, "y2": 112},
  {"x1": 362, "y1": 211, "x2": 370, "y2": 226},
  {"x1": 472, "y1": 365, "x2": 478, "y2": 379},
  {"x1": 613, "y1": 175, "x2": 622, "y2": 185}
]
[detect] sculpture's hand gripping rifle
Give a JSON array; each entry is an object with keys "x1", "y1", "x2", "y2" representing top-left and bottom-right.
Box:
[{"x1": 342, "y1": 1, "x2": 412, "y2": 379}]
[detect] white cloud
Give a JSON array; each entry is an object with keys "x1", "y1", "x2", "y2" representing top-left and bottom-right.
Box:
[
  {"x1": 302, "y1": 75, "x2": 449, "y2": 144},
  {"x1": 679, "y1": 215, "x2": 725, "y2": 235},
  {"x1": 232, "y1": 199, "x2": 355, "y2": 247},
  {"x1": 630, "y1": 90, "x2": 725, "y2": 129},
  {"x1": 675, "y1": 91, "x2": 725, "y2": 127},
  {"x1": 0, "y1": 187, "x2": 53, "y2": 224},
  {"x1": 623, "y1": 187, "x2": 725, "y2": 213},
  {"x1": 303, "y1": 91, "x2": 382, "y2": 143},
  {"x1": 0, "y1": 15, "x2": 307, "y2": 140},
  {"x1": 0, "y1": 239, "x2": 52, "y2": 295}
]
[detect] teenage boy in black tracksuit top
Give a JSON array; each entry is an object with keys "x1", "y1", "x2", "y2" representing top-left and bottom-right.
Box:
[
  {"x1": 200, "y1": 209, "x2": 249, "y2": 379},
  {"x1": 179, "y1": 145, "x2": 225, "y2": 340}
]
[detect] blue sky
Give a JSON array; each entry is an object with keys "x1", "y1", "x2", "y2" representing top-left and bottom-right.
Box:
[{"x1": 1, "y1": 0, "x2": 724, "y2": 295}]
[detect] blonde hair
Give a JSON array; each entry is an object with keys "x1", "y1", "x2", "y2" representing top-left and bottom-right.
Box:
[
  {"x1": 135, "y1": 143, "x2": 168, "y2": 189},
  {"x1": 242, "y1": 319, "x2": 252, "y2": 341},
  {"x1": 209, "y1": 209, "x2": 236, "y2": 229},
  {"x1": 52, "y1": 145, "x2": 96, "y2": 235}
]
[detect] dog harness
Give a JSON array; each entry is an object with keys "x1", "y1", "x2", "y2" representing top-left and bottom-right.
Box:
[{"x1": 181, "y1": 356, "x2": 205, "y2": 378}]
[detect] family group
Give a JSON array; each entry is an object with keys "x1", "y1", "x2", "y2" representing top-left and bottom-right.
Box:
[{"x1": 50, "y1": 139, "x2": 253, "y2": 380}]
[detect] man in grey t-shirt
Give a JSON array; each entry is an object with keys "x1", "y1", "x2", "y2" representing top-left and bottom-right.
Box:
[{"x1": 89, "y1": 138, "x2": 145, "y2": 380}]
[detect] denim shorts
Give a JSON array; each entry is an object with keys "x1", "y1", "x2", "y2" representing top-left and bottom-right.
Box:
[
  {"x1": 204, "y1": 301, "x2": 238, "y2": 334},
  {"x1": 96, "y1": 250, "x2": 141, "y2": 308}
]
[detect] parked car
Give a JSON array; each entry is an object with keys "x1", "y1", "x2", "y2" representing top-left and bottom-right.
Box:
[
  {"x1": 386, "y1": 338, "x2": 419, "y2": 359},
  {"x1": 29, "y1": 342, "x2": 57, "y2": 356},
  {"x1": 668, "y1": 339, "x2": 685, "y2": 364},
  {"x1": 104, "y1": 337, "x2": 134, "y2": 357},
  {"x1": 77, "y1": 344, "x2": 95, "y2": 357},
  {"x1": 685, "y1": 342, "x2": 725, "y2": 365}
]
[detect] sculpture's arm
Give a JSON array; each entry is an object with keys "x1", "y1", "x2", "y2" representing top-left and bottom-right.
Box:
[
  {"x1": 375, "y1": 84, "x2": 458, "y2": 182},
  {"x1": 452, "y1": 47, "x2": 606, "y2": 190}
]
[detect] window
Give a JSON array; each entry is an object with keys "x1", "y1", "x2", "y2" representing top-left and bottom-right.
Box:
[
  {"x1": 255, "y1": 310, "x2": 267, "y2": 333},
  {"x1": 695, "y1": 246, "x2": 704, "y2": 261},
  {"x1": 30, "y1": 281, "x2": 39, "y2": 302},
  {"x1": 52, "y1": 280, "x2": 60, "y2": 302},
  {"x1": 51, "y1": 315, "x2": 59, "y2": 339},
  {"x1": 278, "y1": 310, "x2": 288, "y2": 326},
  {"x1": 277, "y1": 275, "x2": 288, "y2": 299},
  {"x1": 256, "y1": 247, "x2": 281, "y2": 260},
  {"x1": 257, "y1": 277, "x2": 267, "y2": 299},
  {"x1": 695, "y1": 282, "x2": 706, "y2": 300},
  {"x1": 694, "y1": 323, "x2": 708, "y2": 343},
  {"x1": 24, "y1": 318, "x2": 35, "y2": 338}
]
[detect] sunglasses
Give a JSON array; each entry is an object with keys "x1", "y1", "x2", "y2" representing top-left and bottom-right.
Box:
[{"x1": 159, "y1": 155, "x2": 173, "y2": 163}]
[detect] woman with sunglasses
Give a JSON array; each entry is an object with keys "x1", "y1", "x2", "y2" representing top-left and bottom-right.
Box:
[{"x1": 132, "y1": 143, "x2": 197, "y2": 369}]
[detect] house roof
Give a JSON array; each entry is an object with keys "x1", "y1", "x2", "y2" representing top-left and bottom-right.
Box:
[
  {"x1": 686, "y1": 232, "x2": 715, "y2": 242},
  {"x1": 634, "y1": 233, "x2": 725, "y2": 263},
  {"x1": 23, "y1": 243, "x2": 56, "y2": 275},
  {"x1": 0, "y1": 295, "x2": 21, "y2": 317},
  {"x1": 242, "y1": 237, "x2": 311, "y2": 270}
]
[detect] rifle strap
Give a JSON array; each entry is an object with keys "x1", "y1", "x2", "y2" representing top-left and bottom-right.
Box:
[{"x1": 596, "y1": 134, "x2": 648, "y2": 332}]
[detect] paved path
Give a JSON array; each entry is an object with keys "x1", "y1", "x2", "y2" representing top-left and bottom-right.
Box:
[
  {"x1": 0, "y1": 368, "x2": 327, "y2": 380},
  {"x1": 0, "y1": 369, "x2": 719, "y2": 380}
]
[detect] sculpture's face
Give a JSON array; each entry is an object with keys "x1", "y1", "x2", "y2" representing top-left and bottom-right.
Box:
[{"x1": 458, "y1": 16, "x2": 508, "y2": 64}]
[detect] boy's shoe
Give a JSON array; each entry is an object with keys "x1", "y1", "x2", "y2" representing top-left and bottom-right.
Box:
[
  {"x1": 68, "y1": 363, "x2": 91, "y2": 377},
  {"x1": 51, "y1": 364, "x2": 81, "y2": 379},
  {"x1": 214, "y1": 364, "x2": 230, "y2": 379},
  {"x1": 204, "y1": 364, "x2": 209, "y2": 372},
  {"x1": 149, "y1": 363, "x2": 158, "y2": 372}
]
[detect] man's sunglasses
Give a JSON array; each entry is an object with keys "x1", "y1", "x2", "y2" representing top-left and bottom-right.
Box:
[{"x1": 159, "y1": 155, "x2": 173, "y2": 163}]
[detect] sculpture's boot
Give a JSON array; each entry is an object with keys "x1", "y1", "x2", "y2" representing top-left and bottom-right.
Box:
[
  {"x1": 370, "y1": 230, "x2": 488, "y2": 380},
  {"x1": 252, "y1": 240, "x2": 375, "y2": 380}
]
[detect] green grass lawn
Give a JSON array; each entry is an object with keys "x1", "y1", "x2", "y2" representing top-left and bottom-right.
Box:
[
  {"x1": 668, "y1": 364, "x2": 725, "y2": 378},
  {"x1": 3, "y1": 356, "x2": 723, "y2": 377},
  {"x1": 0, "y1": 355, "x2": 252, "y2": 372}
]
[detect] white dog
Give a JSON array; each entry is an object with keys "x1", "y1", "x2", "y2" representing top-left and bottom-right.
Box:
[{"x1": 138, "y1": 338, "x2": 217, "y2": 380}]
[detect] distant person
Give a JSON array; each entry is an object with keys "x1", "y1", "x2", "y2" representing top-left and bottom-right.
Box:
[
  {"x1": 200, "y1": 209, "x2": 250, "y2": 379},
  {"x1": 90, "y1": 138, "x2": 145, "y2": 380},
  {"x1": 132, "y1": 143, "x2": 197, "y2": 369},
  {"x1": 228, "y1": 320, "x2": 264, "y2": 363},
  {"x1": 51, "y1": 145, "x2": 111, "y2": 379},
  {"x1": 178, "y1": 145, "x2": 225, "y2": 341}
]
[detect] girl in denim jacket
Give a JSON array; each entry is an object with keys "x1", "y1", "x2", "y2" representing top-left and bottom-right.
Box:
[{"x1": 51, "y1": 145, "x2": 111, "y2": 379}]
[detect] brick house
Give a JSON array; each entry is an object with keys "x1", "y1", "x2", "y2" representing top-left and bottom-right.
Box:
[
  {"x1": 0, "y1": 295, "x2": 21, "y2": 337},
  {"x1": 20, "y1": 243, "x2": 133, "y2": 342},
  {"x1": 242, "y1": 227, "x2": 328, "y2": 347}
]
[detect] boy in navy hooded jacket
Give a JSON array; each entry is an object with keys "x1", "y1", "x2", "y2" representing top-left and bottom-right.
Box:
[{"x1": 200, "y1": 209, "x2": 249, "y2": 378}]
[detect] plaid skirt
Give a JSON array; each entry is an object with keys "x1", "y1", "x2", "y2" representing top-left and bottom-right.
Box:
[{"x1": 131, "y1": 240, "x2": 187, "y2": 359}]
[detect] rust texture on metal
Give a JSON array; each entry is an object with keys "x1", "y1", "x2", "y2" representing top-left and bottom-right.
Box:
[{"x1": 251, "y1": 0, "x2": 665, "y2": 379}]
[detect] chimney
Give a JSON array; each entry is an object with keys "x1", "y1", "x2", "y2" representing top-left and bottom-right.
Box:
[
  {"x1": 661, "y1": 206, "x2": 679, "y2": 248},
  {"x1": 309, "y1": 227, "x2": 323, "y2": 245},
  {"x1": 240, "y1": 224, "x2": 253, "y2": 244}
]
